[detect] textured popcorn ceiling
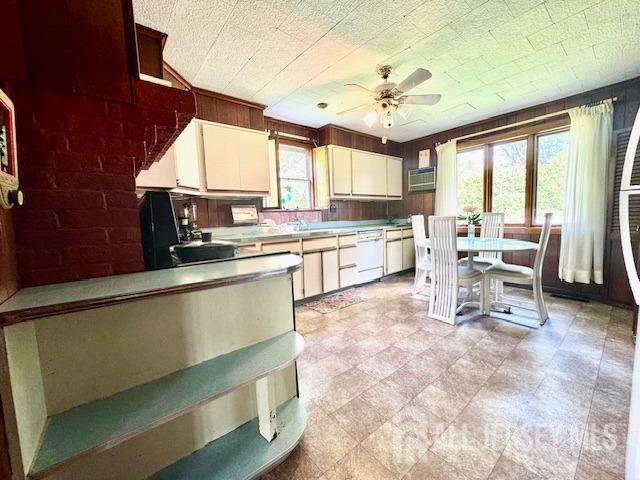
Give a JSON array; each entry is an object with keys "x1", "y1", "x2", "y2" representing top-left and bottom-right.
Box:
[{"x1": 133, "y1": 0, "x2": 640, "y2": 142}]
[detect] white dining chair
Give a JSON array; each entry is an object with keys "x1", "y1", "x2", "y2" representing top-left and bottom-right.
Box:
[
  {"x1": 428, "y1": 216, "x2": 485, "y2": 325},
  {"x1": 411, "y1": 214, "x2": 431, "y2": 294},
  {"x1": 459, "y1": 212, "x2": 505, "y2": 269},
  {"x1": 484, "y1": 213, "x2": 553, "y2": 325}
]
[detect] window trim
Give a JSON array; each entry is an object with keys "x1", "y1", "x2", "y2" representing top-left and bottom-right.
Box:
[
  {"x1": 456, "y1": 120, "x2": 570, "y2": 228},
  {"x1": 269, "y1": 139, "x2": 315, "y2": 210}
]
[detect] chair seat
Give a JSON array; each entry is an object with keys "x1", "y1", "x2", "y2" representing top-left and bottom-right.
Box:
[
  {"x1": 485, "y1": 262, "x2": 533, "y2": 283},
  {"x1": 458, "y1": 256, "x2": 502, "y2": 270},
  {"x1": 457, "y1": 265, "x2": 483, "y2": 282}
]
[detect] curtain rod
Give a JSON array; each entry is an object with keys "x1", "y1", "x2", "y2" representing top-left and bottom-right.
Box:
[
  {"x1": 269, "y1": 130, "x2": 318, "y2": 146},
  {"x1": 438, "y1": 97, "x2": 618, "y2": 146}
]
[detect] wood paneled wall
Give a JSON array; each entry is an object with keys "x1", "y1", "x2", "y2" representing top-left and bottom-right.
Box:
[
  {"x1": 400, "y1": 76, "x2": 640, "y2": 306},
  {"x1": 194, "y1": 89, "x2": 265, "y2": 131}
]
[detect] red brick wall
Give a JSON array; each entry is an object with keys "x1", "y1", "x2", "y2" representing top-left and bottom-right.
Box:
[{"x1": 11, "y1": 82, "x2": 194, "y2": 286}]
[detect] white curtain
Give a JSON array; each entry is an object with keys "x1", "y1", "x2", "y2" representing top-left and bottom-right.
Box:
[
  {"x1": 559, "y1": 101, "x2": 613, "y2": 284},
  {"x1": 435, "y1": 140, "x2": 458, "y2": 216}
]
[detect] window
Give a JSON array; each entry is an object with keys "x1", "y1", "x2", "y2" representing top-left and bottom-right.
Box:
[
  {"x1": 535, "y1": 131, "x2": 569, "y2": 224},
  {"x1": 278, "y1": 143, "x2": 313, "y2": 209},
  {"x1": 492, "y1": 139, "x2": 527, "y2": 224},
  {"x1": 456, "y1": 147, "x2": 484, "y2": 213},
  {"x1": 455, "y1": 125, "x2": 569, "y2": 226}
]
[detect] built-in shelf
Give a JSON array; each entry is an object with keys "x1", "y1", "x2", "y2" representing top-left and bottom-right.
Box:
[
  {"x1": 151, "y1": 397, "x2": 306, "y2": 480},
  {"x1": 28, "y1": 331, "x2": 304, "y2": 479}
]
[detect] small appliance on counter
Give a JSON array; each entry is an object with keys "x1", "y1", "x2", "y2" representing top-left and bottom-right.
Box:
[
  {"x1": 177, "y1": 200, "x2": 201, "y2": 242},
  {"x1": 139, "y1": 191, "x2": 180, "y2": 270}
]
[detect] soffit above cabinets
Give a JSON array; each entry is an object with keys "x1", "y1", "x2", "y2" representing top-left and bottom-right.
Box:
[{"x1": 134, "y1": 0, "x2": 640, "y2": 142}]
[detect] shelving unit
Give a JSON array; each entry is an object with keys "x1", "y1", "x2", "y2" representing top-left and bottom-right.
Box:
[
  {"x1": 151, "y1": 397, "x2": 305, "y2": 480},
  {"x1": 28, "y1": 331, "x2": 304, "y2": 479}
]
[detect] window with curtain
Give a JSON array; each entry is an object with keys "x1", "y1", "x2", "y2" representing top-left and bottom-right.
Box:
[
  {"x1": 278, "y1": 143, "x2": 313, "y2": 209},
  {"x1": 492, "y1": 139, "x2": 527, "y2": 224},
  {"x1": 456, "y1": 147, "x2": 484, "y2": 213},
  {"x1": 455, "y1": 126, "x2": 569, "y2": 226},
  {"x1": 535, "y1": 130, "x2": 570, "y2": 224}
]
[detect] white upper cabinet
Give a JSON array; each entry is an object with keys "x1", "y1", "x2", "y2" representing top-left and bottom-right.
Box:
[
  {"x1": 331, "y1": 146, "x2": 352, "y2": 195},
  {"x1": 315, "y1": 145, "x2": 402, "y2": 201},
  {"x1": 135, "y1": 119, "x2": 270, "y2": 196},
  {"x1": 201, "y1": 121, "x2": 270, "y2": 193},
  {"x1": 174, "y1": 120, "x2": 203, "y2": 190},
  {"x1": 387, "y1": 156, "x2": 403, "y2": 197},
  {"x1": 352, "y1": 150, "x2": 387, "y2": 196},
  {"x1": 136, "y1": 145, "x2": 178, "y2": 190}
]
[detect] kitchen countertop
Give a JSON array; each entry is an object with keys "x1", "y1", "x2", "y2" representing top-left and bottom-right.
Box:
[
  {"x1": 0, "y1": 252, "x2": 302, "y2": 326},
  {"x1": 210, "y1": 220, "x2": 412, "y2": 245}
]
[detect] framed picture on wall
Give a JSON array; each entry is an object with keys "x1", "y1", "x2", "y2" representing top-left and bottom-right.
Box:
[{"x1": 0, "y1": 88, "x2": 21, "y2": 208}]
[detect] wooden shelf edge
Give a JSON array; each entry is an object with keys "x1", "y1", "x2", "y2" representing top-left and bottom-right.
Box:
[
  {"x1": 151, "y1": 397, "x2": 306, "y2": 480},
  {"x1": 28, "y1": 331, "x2": 305, "y2": 479}
]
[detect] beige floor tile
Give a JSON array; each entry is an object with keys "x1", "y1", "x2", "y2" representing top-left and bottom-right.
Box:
[
  {"x1": 301, "y1": 414, "x2": 358, "y2": 472},
  {"x1": 292, "y1": 277, "x2": 634, "y2": 480},
  {"x1": 362, "y1": 421, "x2": 429, "y2": 476},
  {"x1": 333, "y1": 397, "x2": 387, "y2": 442},
  {"x1": 430, "y1": 425, "x2": 502, "y2": 480},
  {"x1": 413, "y1": 384, "x2": 468, "y2": 422},
  {"x1": 487, "y1": 455, "x2": 542, "y2": 479},
  {"x1": 324, "y1": 446, "x2": 397, "y2": 480},
  {"x1": 359, "y1": 380, "x2": 411, "y2": 417},
  {"x1": 390, "y1": 399, "x2": 448, "y2": 446},
  {"x1": 263, "y1": 444, "x2": 324, "y2": 480},
  {"x1": 404, "y1": 451, "x2": 471, "y2": 480}
]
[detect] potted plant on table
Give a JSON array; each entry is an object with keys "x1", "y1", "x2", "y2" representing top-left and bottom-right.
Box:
[{"x1": 457, "y1": 206, "x2": 481, "y2": 239}]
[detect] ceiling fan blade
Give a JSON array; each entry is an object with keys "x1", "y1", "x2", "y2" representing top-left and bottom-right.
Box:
[
  {"x1": 396, "y1": 68, "x2": 432, "y2": 93},
  {"x1": 345, "y1": 83, "x2": 375, "y2": 96},
  {"x1": 398, "y1": 94, "x2": 442, "y2": 105},
  {"x1": 336, "y1": 103, "x2": 372, "y2": 115},
  {"x1": 396, "y1": 107, "x2": 409, "y2": 119}
]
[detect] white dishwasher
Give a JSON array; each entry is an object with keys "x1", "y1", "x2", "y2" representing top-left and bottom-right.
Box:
[{"x1": 357, "y1": 230, "x2": 384, "y2": 283}]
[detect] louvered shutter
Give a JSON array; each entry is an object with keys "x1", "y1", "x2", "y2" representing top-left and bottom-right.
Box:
[{"x1": 611, "y1": 128, "x2": 640, "y2": 231}]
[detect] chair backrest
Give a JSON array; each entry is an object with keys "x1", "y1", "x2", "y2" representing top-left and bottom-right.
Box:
[
  {"x1": 533, "y1": 213, "x2": 553, "y2": 277},
  {"x1": 428, "y1": 216, "x2": 458, "y2": 282},
  {"x1": 411, "y1": 215, "x2": 427, "y2": 243},
  {"x1": 480, "y1": 212, "x2": 504, "y2": 259}
]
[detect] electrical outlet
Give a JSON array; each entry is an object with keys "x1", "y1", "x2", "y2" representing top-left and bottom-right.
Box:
[{"x1": 329, "y1": 203, "x2": 337, "y2": 213}]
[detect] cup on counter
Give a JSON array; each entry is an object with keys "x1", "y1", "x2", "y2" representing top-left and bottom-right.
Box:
[{"x1": 201, "y1": 232, "x2": 212, "y2": 242}]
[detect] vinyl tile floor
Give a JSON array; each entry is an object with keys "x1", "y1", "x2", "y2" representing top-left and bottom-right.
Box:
[{"x1": 264, "y1": 274, "x2": 635, "y2": 480}]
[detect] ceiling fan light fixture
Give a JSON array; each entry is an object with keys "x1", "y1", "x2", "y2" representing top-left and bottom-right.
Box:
[
  {"x1": 382, "y1": 112, "x2": 394, "y2": 129},
  {"x1": 363, "y1": 110, "x2": 378, "y2": 128}
]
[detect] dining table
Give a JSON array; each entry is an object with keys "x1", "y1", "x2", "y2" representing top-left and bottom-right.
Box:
[{"x1": 416, "y1": 236, "x2": 541, "y2": 326}]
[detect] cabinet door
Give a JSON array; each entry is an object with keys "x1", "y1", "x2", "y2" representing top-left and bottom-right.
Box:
[
  {"x1": 402, "y1": 237, "x2": 415, "y2": 269},
  {"x1": 387, "y1": 157, "x2": 403, "y2": 197},
  {"x1": 136, "y1": 145, "x2": 177, "y2": 189},
  {"x1": 386, "y1": 240, "x2": 403, "y2": 274},
  {"x1": 201, "y1": 123, "x2": 242, "y2": 191},
  {"x1": 339, "y1": 246, "x2": 357, "y2": 267},
  {"x1": 352, "y1": 151, "x2": 387, "y2": 196},
  {"x1": 175, "y1": 121, "x2": 202, "y2": 189},
  {"x1": 322, "y1": 249, "x2": 339, "y2": 293},
  {"x1": 331, "y1": 146, "x2": 352, "y2": 195},
  {"x1": 239, "y1": 130, "x2": 270, "y2": 192},
  {"x1": 303, "y1": 252, "x2": 323, "y2": 297},
  {"x1": 340, "y1": 266, "x2": 358, "y2": 288},
  {"x1": 293, "y1": 268, "x2": 304, "y2": 300}
]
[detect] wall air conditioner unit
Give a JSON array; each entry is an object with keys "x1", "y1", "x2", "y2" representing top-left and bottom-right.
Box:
[{"x1": 408, "y1": 166, "x2": 436, "y2": 193}]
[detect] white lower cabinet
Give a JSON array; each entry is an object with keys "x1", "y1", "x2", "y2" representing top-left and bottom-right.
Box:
[
  {"x1": 339, "y1": 266, "x2": 358, "y2": 288},
  {"x1": 402, "y1": 237, "x2": 415, "y2": 270},
  {"x1": 386, "y1": 239, "x2": 403, "y2": 274},
  {"x1": 303, "y1": 252, "x2": 323, "y2": 298},
  {"x1": 322, "y1": 249, "x2": 339, "y2": 293}
]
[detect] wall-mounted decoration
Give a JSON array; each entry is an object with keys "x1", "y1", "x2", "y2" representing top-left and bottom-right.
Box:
[
  {"x1": 418, "y1": 148, "x2": 431, "y2": 168},
  {"x1": 0, "y1": 88, "x2": 22, "y2": 208}
]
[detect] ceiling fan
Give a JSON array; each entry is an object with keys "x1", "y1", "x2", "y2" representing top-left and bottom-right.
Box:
[{"x1": 337, "y1": 65, "x2": 442, "y2": 129}]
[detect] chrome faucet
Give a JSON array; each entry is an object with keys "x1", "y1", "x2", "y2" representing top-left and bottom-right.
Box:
[{"x1": 289, "y1": 217, "x2": 308, "y2": 232}]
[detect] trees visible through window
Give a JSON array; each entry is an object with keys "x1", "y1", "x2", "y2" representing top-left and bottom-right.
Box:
[
  {"x1": 278, "y1": 144, "x2": 312, "y2": 209},
  {"x1": 492, "y1": 139, "x2": 527, "y2": 224},
  {"x1": 456, "y1": 147, "x2": 484, "y2": 214},
  {"x1": 455, "y1": 127, "x2": 569, "y2": 226},
  {"x1": 535, "y1": 131, "x2": 569, "y2": 224}
]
